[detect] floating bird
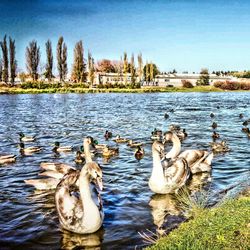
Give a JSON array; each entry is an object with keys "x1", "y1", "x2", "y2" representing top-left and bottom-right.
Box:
[
  {"x1": 149, "y1": 141, "x2": 190, "y2": 194},
  {"x1": 210, "y1": 113, "x2": 215, "y2": 118},
  {"x1": 19, "y1": 132, "x2": 36, "y2": 142},
  {"x1": 212, "y1": 122, "x2": 217, "y2": 129},
  {"x1": 243, "y1": 120, "x2": 248, "y2": 127},
  {"x1": 151, "y1": 128, "x2": 163, "y2": 140},
  {"x1": 127, "y1": 140, "x2": 143, "y2": 148},
  {"x1": 75, "y1": 151, "x2": 86, "y2": 164},
  {"x1": 104, "y1": 130, "x2": 112, "y2": 140},
  {"x1": 209, "y1": 140, "x2": 230, "y2": 153},
  {"x1": 113, "y1": 135, "x2": 129, "y2": 143},
  {"x1": 0, "y1": 154, "x2": 16, "y2": 164},
  {"x1": 239, "y1": 114, "x2": 243, "y2": 119},
  {"x1": 134, "y1": 146, "x2": 145, "y2": 161},
  {"x1": 164, "y1": 113, "x2": 169, "y2": 119},
  {"x1": 163, "y1": 132, "x2": 213, "y2": 174},
  {"x1": 242, "y1": 127, "x2": 249, "y2": 133},
  {"x1": 102, "y1": 146, "x2": 119, "y2": 157},
  {"x1": 19, "y1": 142, "x2": 41, "y2": 154},
  {"x1": 212, "y1": 131, "x2": 220, "y2": 140},
  {"x1": 53, "y1": 142, "x2": 72, "y2": 153},
  {"x1": 55, "y1": 161, "x2": 104, "y2": 234}
]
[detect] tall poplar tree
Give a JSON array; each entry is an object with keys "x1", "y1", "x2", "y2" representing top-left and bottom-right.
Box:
[
  {"x1": 9, "y1": 37, "x2": 17, "y2": 85},
  {"x1": 57, "y1": 36, "x2": 67, "y2": 82},
  {"x1": 123, "y1": 52, "x2": 128, "y2": 84},
  {"x1": 72, "y1": 40, "x2": 86, "y2": 83},
  {"x1": 0, "y1": 35, "x2": 9, "y2": 84},
  {"x1": 130, "y1": 53, "x2": 136, "y2": 87},
  {"x1": 26, "y1": 40, "x2": 40, "y2": 81},
  {"x1": 45, "y1": 39, "x2": 53, "y2": 81},
  {"x1": 137, "y1": 52, "x2": 143, "y2": 82}
]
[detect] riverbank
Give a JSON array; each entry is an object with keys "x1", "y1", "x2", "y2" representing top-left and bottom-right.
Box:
[
  {"x1": 146, "y1": 192, "x2": 250, "y2": 250},
  {"x1": 0, "y1": 85, "x2": 229, "y2": 94}
]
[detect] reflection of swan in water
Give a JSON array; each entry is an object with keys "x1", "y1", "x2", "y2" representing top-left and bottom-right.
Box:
[
  {"x1": 61, "y1": 228, "x2": 104, "y2": 250},
  {"x1": 149, "y1": 172, "x2": 211, "y2": 234},
  {"x1": 149, "y1": 193, "x2": 181, "y2": 234}
]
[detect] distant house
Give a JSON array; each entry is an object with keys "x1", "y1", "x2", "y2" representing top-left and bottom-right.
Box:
[
  {"x1": 151, "y1": 73, "x2": 234, "y2": 87},
  {"x1": 93, "y1": 72, "x2": 140, "y2": 86}
]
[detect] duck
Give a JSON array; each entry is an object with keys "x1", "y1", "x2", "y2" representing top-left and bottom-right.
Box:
[
  {"x1": 75, "y1": 151, "x2": 85, "y2": 164},
  {"x1": 163, "y1": 131, "x2": 213, "y2": 174},
  {"x1": 0, "y1": 154, "x2": 16, "y2": 164},
  {"x1": 149, "y1": 141, "x2": 190, "y2": 194},
  {"x1": 242, "y1": 120, "x2": 248, "y2": 127},
  {"x1": 19, "y1": 142, "x2": 41, "y2": 154},
  {"x1": 164, "y1": 113, "x2": 169, "y2": 119},
  {"x1": 55, "y1": 161, "x2": 104, "y2": 234},
  {"x1": 209, "y1": 140, "x2": 230, "y2": 153},
  {"x1": 53, "y1": 142, "x2": 72, "y2": 153},
  {"x1": 92, "y1": 140, "x2": 108, "y2": 151},
  {"x1": 113, "y1": 135, "x2": 129, "y2": 143},
  {"x1": 239, "y1": 114, "x2": 243, "y2": 119},
  {"x1": 134, "y1": 146, "x2": 144, "y2": 161},
  {"x1": 104, "y1": 130, "x2": 112, "y2": 140},
  {"x1": 210, "y1": 113, "x2": 215, "y2": 118},
  {"x1": 242, "y1": 127, "x2": 249, "y2": 133},
  {"x1": 127, "y1": 140, "x2": 143, "y2": 148},
  {"x1": 102, "y1": 146, "x2": 119, "y2": 157},
  {"x1": 19, "y1": 132, "x2": 36, "y2": 142},
  {"x1": 211, "y1": 122, "x2": 217, "y2": 129},
  {"x1": 212, "y1": 131, "x2": 220, "y2": 140}
]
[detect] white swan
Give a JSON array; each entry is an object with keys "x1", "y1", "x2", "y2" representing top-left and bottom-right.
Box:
[
  {"x1": 55, "y1": 161, "x2": 104, "y2": 234},
  {"x1": 149, "y1": 141, "x2": 190, "y2": 194},
  {"x1": 163, "y1": 132, "x2": 213, "y2": 174}
]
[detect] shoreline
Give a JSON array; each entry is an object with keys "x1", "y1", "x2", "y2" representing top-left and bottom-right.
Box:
[{"x1": 1, "y1": 85, "x2": 250, "y2": 94}]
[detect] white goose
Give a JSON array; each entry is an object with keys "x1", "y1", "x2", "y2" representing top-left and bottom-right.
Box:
[
  {"x1": 149, "y1": 141, "x2": 190, "y2": 194},
  {"x1": 55, "y1": 161, "x2": 104, "y2": 234},
  {"x1": 163, "y1": 132, "x2": 213, "y2": 174}
]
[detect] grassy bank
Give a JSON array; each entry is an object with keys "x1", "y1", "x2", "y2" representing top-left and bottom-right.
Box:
[
  {"x1": 0, "y1": 85, "x2": 229, "y2": 94},
  {"x1": 146, "y1": 196, "x2": 250, "y2": 250}
]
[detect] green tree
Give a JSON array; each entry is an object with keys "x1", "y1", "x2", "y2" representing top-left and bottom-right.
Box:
[
  {"x1": 57, "y1": 36, "x2": 67, "y2": 82},
  {"x1": 26, "y1": 40, "x2": 40, "y2": 81},
  {"x1": 45, "y1": 39, "x2": 53, "y2": 81},
  {"x1": 123, "y1": 52, "x2": 128, "y2": 84},
  {"x1": 197, "y1": 68, "x2": 210, "y2": 86},
  {"x1": 72, "y1": 40, "x2": 86, "y2": 83},
  {"x1": 130, "y1": 53, "x2": 136, "y2": 87},
  {"x1": 137, "y1": 52, "x2": 143, "y2": 82},
  {"x1": 9, "y1": 37, "x2": 17, "y2": 85},
  {"x1": 88, "y1": 51, "x2": 95, "y2": 86},
  {"x1": 0, "y1": 35, "x2": 9, "y2": 84},
  {"x1": 144, "y1": 62, "x2": 159, "y2": 82}
]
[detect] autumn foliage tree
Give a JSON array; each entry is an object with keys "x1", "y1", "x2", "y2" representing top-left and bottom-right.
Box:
[
  {"x1": 96, "y1": 59, "x2": 115, "y2": 73},
  {"x1": 26, "y1": 40, "x2": 40, "y2": 81}
]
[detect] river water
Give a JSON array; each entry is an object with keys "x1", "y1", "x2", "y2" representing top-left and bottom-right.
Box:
[{"x1": 0, "y1": 92, "x2": 249, "y2": 250}]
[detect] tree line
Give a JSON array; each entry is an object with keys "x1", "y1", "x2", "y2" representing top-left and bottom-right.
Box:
[{"x1": 0, "y1": 35, "x2": 161, "y2": 87}]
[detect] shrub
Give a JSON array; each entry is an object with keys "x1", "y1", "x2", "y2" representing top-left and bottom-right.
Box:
[
  {"x1": 213, "y1": 81, "x2": 224, "y2": 88},
  {"x1": 182, "y1": 80, "x2": 194, "y2": 88},
  {"x1": 240, "y1": 82, "x2": 250, "y2": 90},
  {"x1": 222, "y1": 81, "x2": 240, "y2": 90}
]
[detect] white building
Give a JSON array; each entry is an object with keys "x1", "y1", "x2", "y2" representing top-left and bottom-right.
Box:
[{"x1": 151, "y1": 73, "x2": 234, "y2": 87}]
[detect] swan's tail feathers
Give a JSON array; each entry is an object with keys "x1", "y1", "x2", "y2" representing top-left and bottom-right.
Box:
[{"x1": 204, "y1": 152, "x2": 214, "y2": 165}]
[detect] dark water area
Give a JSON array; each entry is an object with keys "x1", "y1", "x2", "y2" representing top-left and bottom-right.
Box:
[{"x1": 0, "y1": 92, "x2": 249, "y2": 250}]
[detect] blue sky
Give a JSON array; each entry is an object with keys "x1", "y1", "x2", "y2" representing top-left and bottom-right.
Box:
[{"x1": 0, "y1": 0, "x2": 250, "y2": 73}]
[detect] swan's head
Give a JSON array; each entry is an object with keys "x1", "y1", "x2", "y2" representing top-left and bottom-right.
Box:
[
  {"x1": 152, "y1": 141, "x2": 165, "y2": 158},
  {"x1": 84, "y1": 136, "x2": 96, "y2": 148},
  {"x1": 86, "y1": 162, "x2": 103, "y2": 191},
  {"x1": 163, "y1": 131, "x2": 173, "y2": 143}
]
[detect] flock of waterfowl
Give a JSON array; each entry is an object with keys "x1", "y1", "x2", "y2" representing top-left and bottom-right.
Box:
[{"x1": 0, "y1": 111, "x2": 249, "y2": 235}]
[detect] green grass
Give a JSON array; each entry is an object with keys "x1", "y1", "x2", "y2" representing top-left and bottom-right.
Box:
[
  {"x1": 146, "y1": 197, "x2": 250, "y2": 250},
  {"x1": 1, "y1": 85, "x2": 250, "y2": 94}
]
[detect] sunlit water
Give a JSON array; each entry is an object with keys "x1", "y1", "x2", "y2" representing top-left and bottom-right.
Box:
[{"x1": 0, "y1": 92, "x2": 249, "y2": 250}]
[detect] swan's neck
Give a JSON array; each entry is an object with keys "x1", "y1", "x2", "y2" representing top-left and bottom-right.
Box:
[
  {"x1": 151, "y1": 149, "x2": 164, "y2": 180},
  {"x1": 79, "y1": 170, "x2": 100, "y2": 226},
  {"x1": 165, "y1": 134, "x2": 181, "y2": 159},
  {"x1": 84, "y1": 141, "x2": 92, "y2": 163}
]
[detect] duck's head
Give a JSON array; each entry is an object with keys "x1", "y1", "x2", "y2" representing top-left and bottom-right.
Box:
[
  {"x1": 86, "y1": 162, "x2": 103, "y2": 191},
  {"x1": 19, "y1": 142, "x2": 25, "y2": 149},
  {"x1": 19, "y1": 132, "x2": 25, "y2": 138},
  {"x1": 54, "y1": 141, "x2": 60, "y2": 147}
]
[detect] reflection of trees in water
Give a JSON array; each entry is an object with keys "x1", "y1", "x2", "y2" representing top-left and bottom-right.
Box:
[
  {"x1": 149, "y1": 172, "x2": 211, "y2": 234},
  {"x1": 60, "y1": 228, "x2": 104, "y2": 250}
]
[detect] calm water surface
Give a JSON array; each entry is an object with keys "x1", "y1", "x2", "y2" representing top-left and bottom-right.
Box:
[{"x1": 0, "y1": 92, "x2": 249, "y2": 250}]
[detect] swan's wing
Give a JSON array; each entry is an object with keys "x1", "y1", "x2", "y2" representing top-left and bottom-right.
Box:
[
  {"x1": 40, "y1": 163, "x2": 75, "y2": 174},
  {"x1": 24, "y1": 178, "x2": 60, "y2": 190},
  {"x1": 39, "y1": 170, "x2": 65, "y2": 179}
]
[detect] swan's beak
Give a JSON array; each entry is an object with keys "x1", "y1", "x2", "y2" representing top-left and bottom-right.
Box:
[{"x1": 96, "y1": 177, "x2": 103, "y2": 191}]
